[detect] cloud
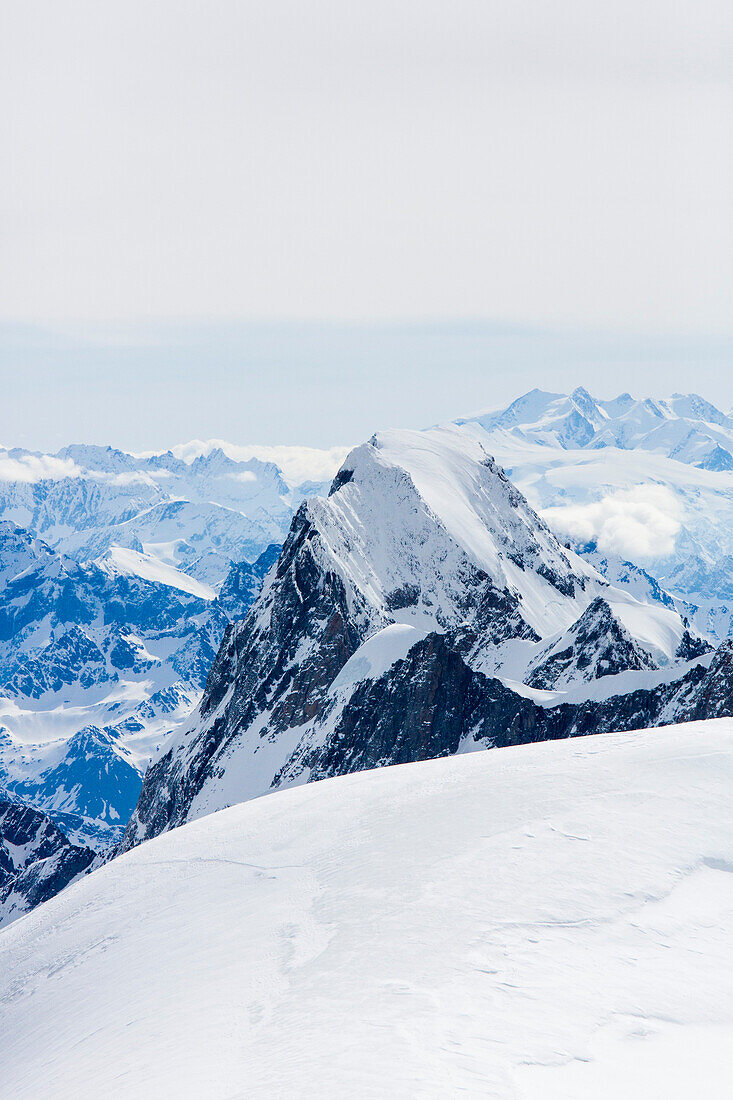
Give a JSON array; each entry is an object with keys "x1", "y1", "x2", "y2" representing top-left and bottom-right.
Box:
[
  {"x1": 0, "y1": 453, "x2": 155, "y2": 488},
  {"x1": 226, "y1": 445, "x2": 350, "y2": 486},
  {"x1": 542, "y1": 485, "x2": 682, "y2": 560},
  {"x1": 0, "y1": 453, "x2": 83, "y2": 483}
]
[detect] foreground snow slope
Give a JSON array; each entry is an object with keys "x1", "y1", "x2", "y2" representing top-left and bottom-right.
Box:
[{"x1": 2, "y1": 722, "x2": 732, "y2": 1098}]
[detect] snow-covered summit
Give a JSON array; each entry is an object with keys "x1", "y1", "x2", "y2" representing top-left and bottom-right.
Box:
[
  {"x1": 308, "y1": 426, "x2": 694, "y2": 655},
  {"x1": 121, "y1": 423, "x2": 709, "y2": 849},
  {"x1": 312, "y1": 426, "x2": 585, "y2": 638},
  {"x1": 460, "y1": 387, "x2": 733, "y2": 466}
]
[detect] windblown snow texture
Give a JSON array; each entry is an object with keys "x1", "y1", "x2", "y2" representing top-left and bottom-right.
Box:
[{"x1": 3, "y1": 724, "x2": 732, "y2": 1097}]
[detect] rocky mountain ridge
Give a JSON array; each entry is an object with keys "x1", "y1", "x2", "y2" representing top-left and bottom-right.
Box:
[
  {"x1": 121, "y1": 426, "x2": 716, "y2": 851},
  {"x1": 0, "y1": 797, "x2": 97, "y2": 928}
]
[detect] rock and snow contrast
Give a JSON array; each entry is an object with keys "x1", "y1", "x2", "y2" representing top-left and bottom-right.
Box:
[
  {"x1": 122, "y1": 425, "x2": 724, "y2": 850},
  {"x1": 0, "y1": 440, "x2": 341, "y2": 855},
  {"x1": 0, "y1": 798, "x2": 96, "y2": 928},
  {"x1": 524, "y1": 596, "x2": 658, "y2": 689},
  {"x1": 2, "y1": 393, "x2": 733, "y2": 928},
  {"x1": 1, "y1": 724, "x2": 732, "y2": 1097}
]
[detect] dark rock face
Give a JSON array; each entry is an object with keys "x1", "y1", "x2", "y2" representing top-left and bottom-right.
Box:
[
  {"x1": 536, "y1": 562, "x2": 577, "y2": 598},
  {"x1": 277, "y1": 634, "x2": 714, "y2": 788},
  {"x1": 215, "y1": 544, "x2": 281, "y2": 620},
  {"x1": 526, "y1": 598, "x2": 657, "y2": 689},
  {"x1": 461, "y1": 580, "x2": 540, "y2": 651},
  {"x1": 0, "y1": 798, "x2": 96, "y2": 926},
  {"x1": 296, "y1": 634, "x2": 485, "y2": 778},
  {"x1": 328, "y1": 468, "x2": 354, "y2": 495},
  {"x1": 675, "y1": 629, "x2": 714, "y2": 662},
  {"x1": 122, "y1": 506, "x2": 379, "y2": 848},
  {"x1": 684, "y1": 640, "x2": 733, "y2": 719},
  {"x1": 277, "y1": 634, "x2": 564, "y2": 784}
]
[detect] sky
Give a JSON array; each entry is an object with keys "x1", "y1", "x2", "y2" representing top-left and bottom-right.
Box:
[{"x1": 2, "y1": 2, "x2": 732, "y2": 447}]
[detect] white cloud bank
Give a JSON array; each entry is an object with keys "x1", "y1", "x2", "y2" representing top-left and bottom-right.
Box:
[
  {"x1": 0, "y1": 452, "x2": 157, "y2": 487},
  {"x1": 0, "y1": 453, "x2": 83, "y2": 483},
  {"x1": 542, "y1": 485, "x2": 682, "y2": 560}
]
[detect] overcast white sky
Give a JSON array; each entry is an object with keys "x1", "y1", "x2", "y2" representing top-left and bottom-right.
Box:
[{"x1": 1, "y1": 1, "x2": 732, "y2": 446}]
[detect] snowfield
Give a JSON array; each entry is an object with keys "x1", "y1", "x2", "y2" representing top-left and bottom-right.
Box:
[{"x1": 2, "y1": 722, "x2": 732, "y2": 1098}]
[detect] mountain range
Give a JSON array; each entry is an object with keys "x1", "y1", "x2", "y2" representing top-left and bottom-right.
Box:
[
  {"x1": 0, "y1": 522, "x2": 278, "y2": 849},
  {"x1": 457, "y1": 388, "x2": 733, "y2": 637},
  {"x1": 122, "y1": 424, "x2": 728, "y2": 850},
  {"x1": 2, "y1": 391, "x2": 733, "y2": 922},
  {"x1": 0, "y1": 440, "x2": 343, "y2": 588}
]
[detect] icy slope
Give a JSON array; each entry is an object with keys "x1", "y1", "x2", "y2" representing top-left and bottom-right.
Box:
[{"x1": 2, "y1": 723, "x2": 732, "y2": 1099}]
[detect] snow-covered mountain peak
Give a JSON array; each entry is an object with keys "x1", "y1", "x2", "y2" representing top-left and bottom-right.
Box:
[
  {"x1": 308, "y1": 425, "x2": 587, "y2": 638},
  {"x1": 162, "y1": 438, "x2": 349, "y2": 489},
  {"x1": 0, "y1": 437, "x2": 338, "y2": 590},
  {"x1": 119, "y1": 420, "x2": 714, "y2": 851},
  {"x1": 460, "y1": 388, "x2": 733, "y2": 463},
  {"x1": 525, "y1": 596, "x2": 658, "y2": 690},
  {"x1": 664, "y1": 392, "x2": 730, "y2": 426},
  {"x1": 56, "y1": 444, "x2": 138, "y2": 474}
]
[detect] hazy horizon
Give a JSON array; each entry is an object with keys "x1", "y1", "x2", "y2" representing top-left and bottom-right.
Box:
[{"x1": 1, "y1": 319, "x2": 731, "y2": 453}]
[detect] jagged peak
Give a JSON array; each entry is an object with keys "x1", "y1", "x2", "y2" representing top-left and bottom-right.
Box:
[{"x1": 524, "y1": 596, "x2": 658, "y2": 690}]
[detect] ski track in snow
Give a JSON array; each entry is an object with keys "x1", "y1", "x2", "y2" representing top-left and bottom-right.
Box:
[{"x1": 1, "y1": 720, "x2": 732, "y2": 1098}]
